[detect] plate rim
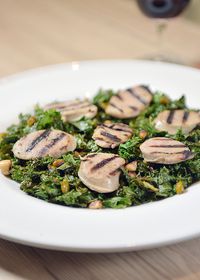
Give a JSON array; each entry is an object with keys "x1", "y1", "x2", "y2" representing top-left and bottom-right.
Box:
[{"x1": 0, "y1": 59, "x2": 200, "y2": 252}]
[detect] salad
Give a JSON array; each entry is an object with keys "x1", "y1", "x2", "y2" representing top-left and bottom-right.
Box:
[{"x1": 0, "y1": 85, "x2": 199, "y2": 209}]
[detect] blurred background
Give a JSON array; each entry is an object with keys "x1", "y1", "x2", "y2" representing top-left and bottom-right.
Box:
[{"x1": 0, "y1": 0, "x2": 200, "y2": 77}]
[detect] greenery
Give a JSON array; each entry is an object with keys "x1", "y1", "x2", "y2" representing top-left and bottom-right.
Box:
[{"x1": 0, "y1": 88, "x2": 199, "y2": 208}]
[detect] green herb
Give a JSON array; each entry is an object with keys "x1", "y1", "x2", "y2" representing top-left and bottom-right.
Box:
[{"x1": 0, "y1": 89, "x2": 199, "y2": 209}]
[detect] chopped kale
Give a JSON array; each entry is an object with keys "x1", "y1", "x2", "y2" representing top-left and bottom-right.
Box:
[{"x1": 0, "y1": 89, "x2": 199, "y2": 209}]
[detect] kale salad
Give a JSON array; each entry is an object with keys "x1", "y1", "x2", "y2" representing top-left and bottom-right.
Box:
[{"x1": 0, "y1": 85, "x2": 199, "y2": 209}]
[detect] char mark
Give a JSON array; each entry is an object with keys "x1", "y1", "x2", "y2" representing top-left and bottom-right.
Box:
[
  {"x1": 154, "y1": 138, "x2": 175, "y2": 141},
  {"x1": 183, "y1": 150, "x2": 194, "y2": 159},
  {"x1": 91, "y1": 155, "x2": 118, "y2": 171},
  {"x1": 182, "y1": 111, "x2": 190, "y2": 123},
  {"x1": 149, "y1": 144, "x2": 186, "y2": 148},
  {"x1": 126, "y1": 88, "x2": 148, "y2": 105},
  {"x1": 85, "y1": 154, "x2": 98, "y2": 159},
  {"x1": 109, "y1": 102, "x2": 124, "y2": 113},
  {"x1": 47, "y1": 104, "x2": 67, "y2": 110},
  {"x1": 81, "y1": 153, "x2": 98, "y2": 162},
  {"x1": 102, "y1": 124, "x2": 132, "y2": 133},
  {"x1": 93, "y1": 137, "x2": 105, "y2": 141},
  {"x1": 166, "y1": 110, "x2": 175, "y2": 124},
  {"x1": 109, "y1": 168, "x2": 121, "y2": 176},
  {"x1": 93, "y1": 137, "x2": 111, "y2": 145},
  {"x1": 39, "y1": 133, "x2": 66, "y2": 156},
  {"x1": 61, "y1": 103, "x2": 90, "y2": 112},
  {"x1": 150, "y1": 150, "x2": 188, "y2": 155},
  {"x1": 140, "y1": 85, "x2": 153, "y2": 95},
  {"x1": 115, "y1": 94, "x2": 123, "y2": 100},
  {"x1": 129, "y1": 105, "x2": 138, "y2": 111},
  {"x1": 26, "y1": 130, "x2": 51, "y2": 152},
  {"x1": 100, "y1": 131, "x2": 121, "y2": 142}
]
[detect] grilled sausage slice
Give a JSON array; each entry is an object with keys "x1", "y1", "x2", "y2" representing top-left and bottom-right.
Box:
[
  {"x1": 140, "y1": 137, "x2": 194, "y2": 164},
  {"x1": 92, "y1": 122, "x2": 132, "y2": 148},
  {"x1": 105, "y1": 85, "x2": 152, "y2": 119},
  {"x1": 13, "y1": 129, "x2": 76, "y2": 160},
  {"x1": 44, "y1": 99, "x2": 98, "y2": 122},
  {"x1": 78, "y1": 153, "x2": 125, "y2": 193},
  {"x1": 154, "y1": 110, "x2": 200, "y2": 135}
]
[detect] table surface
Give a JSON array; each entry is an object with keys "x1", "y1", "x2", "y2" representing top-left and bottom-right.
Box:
[{"x1": 1, "y1": 0, "x2": 200, "y2": 279}]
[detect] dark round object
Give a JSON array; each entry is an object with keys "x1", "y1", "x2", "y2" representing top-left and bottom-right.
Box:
[{"x1": 136, "y1": 0, "x2": 191, "y2": 18}]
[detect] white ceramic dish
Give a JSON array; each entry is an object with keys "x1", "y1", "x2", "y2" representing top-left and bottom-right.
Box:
[{"x1": 0, "y1": 60, "x2": 199, "y2": 252}]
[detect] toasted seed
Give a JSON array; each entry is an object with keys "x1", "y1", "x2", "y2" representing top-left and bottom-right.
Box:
[
  {"x1": 175, "y1": 181, "x2": 185, "y2": 194},
  {"x1": 139, "y1": 130, "x2": 148, "y2": 139},
  {"x1": 0, "y1": 160, "x2": 12, "y2": 176},
  {"x1": 160, "y1": 96, "x2": 170, "y2": 105},
  {"x1": 61, "y1": 179, "x2": 70, "y2": 194},
  {"x1": 125, "y1": 161, "x2": 137, "y2": 172},
  {"x1": 88, "y1": 200, "x2": 103, "y2": 209},
  {"x1": 27, "y1": 116, "x2": 36, "y2": 127},
  {"x1": 0, "y1": 132, "x2": 7, "y2": 141},
  {"x1": 52, "y1": 159, "x2": 65, "y2": 167}
]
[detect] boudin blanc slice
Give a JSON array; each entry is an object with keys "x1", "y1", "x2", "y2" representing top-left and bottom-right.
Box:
[
  {"x1": 78, "y1": 153, "x2": 125, "y2": 193},
  {"x1": 13, "y1": 129, "x2": 76, "y2": 160},
  {"x1": 92, "y1": 122, "x2": 132, "y2": 148},
  {"x1": 154, "y1": 110, "x2": 200, "y2": 135},
  {"x1": 44, "y1": 99, "x2": 98, "y2": 122},
  {"x1": 105, "y1": 85, "x2": 152, "y2": 119},
  {"x1": 140, "y1": 137, "x2": 194, "y2": 164}
]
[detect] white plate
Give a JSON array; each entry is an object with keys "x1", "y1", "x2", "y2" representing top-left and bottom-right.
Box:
[{"x1": 0, "y1": 60, "x2": 200, "y2": 252}]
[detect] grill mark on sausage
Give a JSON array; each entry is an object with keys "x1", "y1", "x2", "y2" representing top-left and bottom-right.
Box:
[
  {"x1": 46, "y1": 101, "x2": 86, "y2": 110},
  {"x1": 149, "y1": 144, "x2": 186, "y2": 148},
  {"x1": 93, "y1": 137, "x2": 105, "y2": 141},
  {"x1": 47, "y1": 104, "x2": 67, "y2": 110},
  {"x1": 60, "y1": 103, "x2": 90, "y2": 112},
  {"x1": 126, "y1": 88, "x2": 148, "y2": 105},
  {"x1": 150, "y1": 150, "x2": 188, "y2": 155},
  {"x1": 109, "y1": 168, "x2": 121, "y2": 176},
  {"x1": 39, "y1": 133, "x2": 66, "y2": 156},
  {"x1": 100, "y1": 131, "x2": 121, "y2": 142},
  {"x1": 183, "y1": 150, "x2": 193, "y2": 159},
  {"x1": 26, "y1": 130, "x2": 51, "y2": 152},
  {"x1": 91, "y1": 155, "x2": 118, "y2": 171},
  {"x1": 83, "y1": 154, "x2": 98, "y2": 160},
  {"x1": 59, "y1": 145, "x2": 68, "y2": 150},
  {"x1": 140, "y1": 85, "x2": 153, "y2": 95},
  {"x1": 64, "y1": 100, "x2": 86, "y2": 107},
  {"x1": 129, "y1": 105, "x2": 138, "y2": 111},
  {"x1": 182, "y1": 111, "x2": 190, "y2": 123},
  {"x1": 167, "y1": 110, "x2": 175, "y2": 124},
  {"x1": 153, "y1": 138, "x2": 174, "y2": 141},
  {"x1": 93, "y1": 137, "x2": 112, "y2": 145},
  {"x1": 115, "y1": 94, "x2": 123, "y2": 100},
  {"x1": 109, "y1": 103, "x2": 124, "y2": 113},
  {"x1": 102, "y1": 124, "x2": 132, "y2": 133}
]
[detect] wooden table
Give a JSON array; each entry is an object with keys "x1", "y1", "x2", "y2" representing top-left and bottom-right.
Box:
[{"x1": 0, "y1": 1, "x2": 200, "y2": 279}]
